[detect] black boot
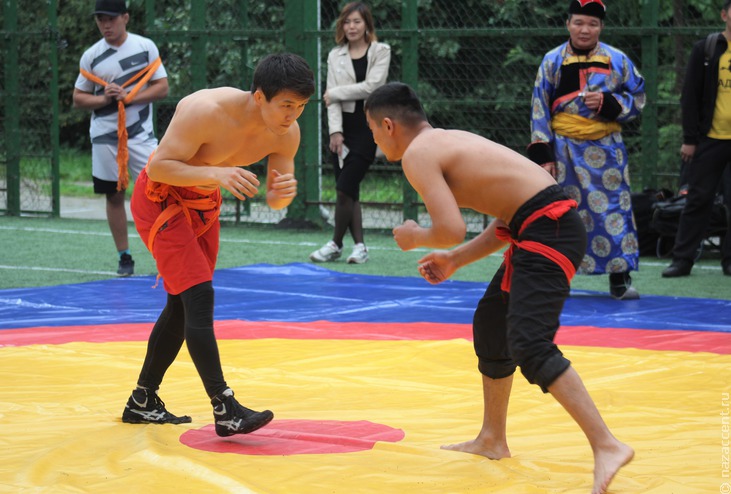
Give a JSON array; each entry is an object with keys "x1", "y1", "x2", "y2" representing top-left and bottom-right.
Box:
[
  {"x1": 211, "y1": 389, "x2": 273, "y2": 437},
  {"x1": 609, "y1": 272, "x2": 640, "y2": 300},
  {"x1": 122, "y1": 387, "x2": 192, "y2": 424}
]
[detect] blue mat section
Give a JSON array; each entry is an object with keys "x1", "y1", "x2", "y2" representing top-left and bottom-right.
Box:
[{"x1": 1, "y1": 263, "x2": 730, "y2": 332}]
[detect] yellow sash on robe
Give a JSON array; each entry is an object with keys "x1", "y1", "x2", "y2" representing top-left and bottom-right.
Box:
[{"x1": 551, "y1": 112, "x2": 621, "y2": 140}]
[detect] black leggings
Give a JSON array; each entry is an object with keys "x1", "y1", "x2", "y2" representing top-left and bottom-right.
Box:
[
  {"x1": 332, "y1": 150, "x2": 372, "y2": 201},
  {"x1": 136, "y1": 281, "x2": 228, "y2": 398},
  {"x1": 330, "y1": 151, "x2": 373, "y2": 246}
]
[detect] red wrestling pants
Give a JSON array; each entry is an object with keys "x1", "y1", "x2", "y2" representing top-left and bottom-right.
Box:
[{"x1": 131, "y1": 167, "x2": 222, "y2": 295}]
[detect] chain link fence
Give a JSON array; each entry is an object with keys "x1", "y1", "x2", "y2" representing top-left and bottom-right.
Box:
[
  {"x1": 1, "y1": 0, "x2": 725, "y2": 232},
  {"x1": 1, "y1": 0, "x2": 61, "y2": 216}
]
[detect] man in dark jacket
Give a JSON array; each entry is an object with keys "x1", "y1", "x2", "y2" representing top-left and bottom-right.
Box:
[{"x1": 663, "y1": 0, "x2": 731, "y2": 277}]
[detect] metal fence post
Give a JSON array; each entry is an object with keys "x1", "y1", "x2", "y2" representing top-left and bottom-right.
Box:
[
  {"x1": 145, "y1": 0, "x2": 157, "y2": 137},
  {"x1": 3, "y1": 0, "x2": 20, "y2": 215},
  {"x1": 640, "y1": 0, "x2": 660, "y2": 190},
  {"x1": 235, "y1": 0, "x2": 251, "y2": 223},
  {"x1": 190, "y1": 0, "x2": 207, "y2": 91},
  {"x1": 401, "y1": 0, "x2": 419, "y2": 222},
  {"x1": 49, "y1": 0, "x2": 61, "y2": 217},
  {"x1": 284, "y1": 0, "x2": 324, "y2": 226},
  {"x1": 144, "y1": 0, "x2": 155, "y2": 31}
]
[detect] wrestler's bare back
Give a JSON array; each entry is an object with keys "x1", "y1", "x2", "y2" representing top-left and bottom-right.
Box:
[{"x1": 403, "y1": 128, "x2": 556, "y2": 224}]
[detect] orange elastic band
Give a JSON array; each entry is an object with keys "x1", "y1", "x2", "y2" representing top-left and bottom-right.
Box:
[{"x1": 80, "y1": 57, "x2": 162, "y2": 191}]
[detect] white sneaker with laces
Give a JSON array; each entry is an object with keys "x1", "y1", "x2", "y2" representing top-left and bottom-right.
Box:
[
  {"x1": 347, "y1": 243, "x2": 369, "y2": 264},
  {"x1": 309, "y1": 240, "x2": 342, "y2": 262}
]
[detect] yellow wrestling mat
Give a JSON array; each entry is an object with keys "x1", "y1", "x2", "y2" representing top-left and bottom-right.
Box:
[{"x1": 1, "y1": 336, "x2": 728, "y2": 493}]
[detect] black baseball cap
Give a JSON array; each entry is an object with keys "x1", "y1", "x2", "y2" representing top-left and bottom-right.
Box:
[{"x1": 93, "y1": 0, "x2": 127, "y2": 16}]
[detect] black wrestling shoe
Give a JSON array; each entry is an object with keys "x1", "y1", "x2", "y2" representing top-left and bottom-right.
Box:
[
  {"x1": 122, "y1": 387, "x2": 192, "y2": 424},
  {"x1": 609, "y1": 273, "x2": 640, "y2": 301},
  {"x1": 211, "y1": 389, "x2": 273, "y2": 437},
  {"x1": 117, "y1": 253, "x2": 135, "y2": 276}
]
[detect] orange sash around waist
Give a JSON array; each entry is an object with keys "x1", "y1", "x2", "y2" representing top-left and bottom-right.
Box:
[{"x1": 144, "y1": 171, "x2": 221, "y2": 253}]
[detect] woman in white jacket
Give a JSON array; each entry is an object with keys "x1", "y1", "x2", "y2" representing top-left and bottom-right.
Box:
[{"x1": 310, "y1": 1, "x2": 391, "y2": 264}]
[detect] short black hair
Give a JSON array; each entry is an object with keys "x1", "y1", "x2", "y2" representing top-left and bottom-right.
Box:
[
  {"x1": 364, "y1": 82, "x2": 428, "y2": 127},
  {"x1": 251, "y1": 53, "x2": 315, "y2": 101},
  {"x1": 724, "y1": 0, "x2": 731, "y2": 11}
]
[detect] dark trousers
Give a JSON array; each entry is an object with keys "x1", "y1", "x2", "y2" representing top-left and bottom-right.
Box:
[
  {"x1": 473, "y1": 186, "x2": 587, "y2": 393},
  {"x1": 673, "y1": 137, "x2": 731, "y2": 263}
]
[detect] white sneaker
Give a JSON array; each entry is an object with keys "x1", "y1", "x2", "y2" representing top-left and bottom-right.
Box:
[
  {"x1": 347, "y1": 243, "x2": 369, "y2": 264},
  {"x1": 309, "y1": 240, "x2": 342, "y2": 262}
]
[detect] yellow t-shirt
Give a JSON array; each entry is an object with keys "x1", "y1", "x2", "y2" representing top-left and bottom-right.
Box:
[{"x1": 708, "y1": 43, "x2": 731, "y2": 139}]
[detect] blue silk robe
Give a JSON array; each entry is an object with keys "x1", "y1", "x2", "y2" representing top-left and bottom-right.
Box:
[{"x1": 529, "y1": 41, "x2": 646, "y2": 275}]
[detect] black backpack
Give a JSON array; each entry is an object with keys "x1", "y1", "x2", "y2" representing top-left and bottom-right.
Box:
[
  {"x1": 651, "y1": 194, "x2": 728, "y2": 258},
  {"x1": 631, "y1": 188, "x2": 673, "y2": 256}
]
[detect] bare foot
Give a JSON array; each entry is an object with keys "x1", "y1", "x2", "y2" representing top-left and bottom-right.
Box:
[
  {"x1": 592, "y1": 441, "x2": 634, "y2": 494},
  {"x1": 440, "y1": 438, "x2": 511, "y2": 460}
]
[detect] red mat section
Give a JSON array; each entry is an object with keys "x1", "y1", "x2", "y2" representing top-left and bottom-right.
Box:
[
  {"x1": 2, "y1": 320, "x2": 730, "y2": 354},
  {"x1": 180, "y1": 420, "x2": 405, "y2": 455}
]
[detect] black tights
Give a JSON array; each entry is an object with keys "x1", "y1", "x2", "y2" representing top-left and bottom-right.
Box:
[
  {"x1": 333, "y1": 189, "x2": 363, "y2": 247},
  {"x1": 136, "y1": 281, "x2": 228, "y2": 398}
]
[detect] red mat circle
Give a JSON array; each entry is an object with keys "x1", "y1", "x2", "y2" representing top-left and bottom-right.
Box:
[{"x1": 180, "y1": 419, "x2": 405, "y2": 455}]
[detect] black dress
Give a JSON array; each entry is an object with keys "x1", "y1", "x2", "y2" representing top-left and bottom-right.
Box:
[{"x1": 332, "y1": 47, "x2": 377, "y2": 201}]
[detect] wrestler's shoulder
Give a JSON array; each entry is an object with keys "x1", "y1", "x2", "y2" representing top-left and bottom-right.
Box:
[
  {"x1": 179, "y1": 87, "x2": 247, "y2": 108},
  {"x1": 180, "y1": 87, "x2": 250, "y2": 105}
]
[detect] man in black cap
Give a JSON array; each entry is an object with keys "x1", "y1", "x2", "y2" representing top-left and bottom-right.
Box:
[
  {"x1": 73, "y1": 0, "x2": 168, "y2": 276},
  {"x1": 528, "y1": 0, "x2": 647, "y2": 301}
]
